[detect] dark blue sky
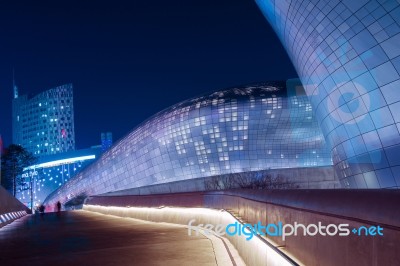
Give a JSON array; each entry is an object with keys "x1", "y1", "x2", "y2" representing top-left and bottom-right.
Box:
[{"x1": 0, "y1": 0, "x2": 297, "y2": 149}]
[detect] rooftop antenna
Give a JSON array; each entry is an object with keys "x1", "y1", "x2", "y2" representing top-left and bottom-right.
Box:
[{"x1": 13, "y1": 68, "x2": 18, "y2": 99}]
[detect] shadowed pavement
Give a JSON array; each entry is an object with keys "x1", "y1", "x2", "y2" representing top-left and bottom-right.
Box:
[{"x1": 0, "y1": 210, "x2": 218, "y2": 266}]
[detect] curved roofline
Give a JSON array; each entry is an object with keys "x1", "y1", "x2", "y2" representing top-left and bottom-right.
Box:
[
  {"x1": 20, "y1": 83, "x2": 73, "y2": 101},
  {"x1": 107, "y1": 81, "x2": 288, "y2": 152}
]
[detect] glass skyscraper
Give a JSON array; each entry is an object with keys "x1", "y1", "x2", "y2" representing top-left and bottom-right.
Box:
[
  {"x1": 45, "y1": 82, "x2": 332, "y2": 204},
  {"x1": 12, "y1": 84, "x2": 75, "y2": 156},
  {"x1": 256, "y1": 0, "x2": 400, "y2": 188}
]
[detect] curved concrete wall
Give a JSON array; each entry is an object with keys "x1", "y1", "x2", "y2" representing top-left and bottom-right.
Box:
[
  {"x1": 83, "y1": 205, "x2": 296, "y2": 266},
  {"x1": 0, "y1": 186, "x2": 29, "y2": 228},
  {"x1": 256, "y1": 0, "x2": 400, "y2": 188},
  {"x1": 84, "y1": 189, "x2": 400, "y2": 266}
]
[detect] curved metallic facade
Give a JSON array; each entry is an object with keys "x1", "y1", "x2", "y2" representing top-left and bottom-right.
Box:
[
  {"x1": 256, "y1": 0, "x2": 400, "y2": 188},
  {"x1": 45, "y1": 82, "x2": 331, "y2": 203}
]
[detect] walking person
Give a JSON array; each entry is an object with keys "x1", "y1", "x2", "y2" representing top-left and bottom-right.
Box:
[
  {"x1": 39, "y1": 204, "x2": 45, "y2": 218},
  {"x1": 56, "y1": 201, "x2": 62, "y2": 213}
]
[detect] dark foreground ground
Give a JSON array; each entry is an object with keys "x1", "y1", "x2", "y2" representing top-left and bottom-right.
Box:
[{"x1": 0, "y1": 210, "x2": 217, "y2": 266}]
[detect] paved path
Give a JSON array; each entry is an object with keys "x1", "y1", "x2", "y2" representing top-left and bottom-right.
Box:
[{"x1": 0, "y1": 210, "x2": 218, "y2": 266}]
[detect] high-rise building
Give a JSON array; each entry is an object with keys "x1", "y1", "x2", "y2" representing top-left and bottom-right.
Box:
[{"x1": 12, "y1": 84, "x2": 75, "y2": 156}]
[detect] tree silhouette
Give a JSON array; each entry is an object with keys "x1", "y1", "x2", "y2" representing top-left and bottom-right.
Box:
[{"x1": 1, "y1": 144, "x2": 37, "y2": 196}]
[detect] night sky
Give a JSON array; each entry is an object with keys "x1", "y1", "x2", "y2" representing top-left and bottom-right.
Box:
[{"x1": 0, "y1": 0, "x2": 297, "y2": 149}]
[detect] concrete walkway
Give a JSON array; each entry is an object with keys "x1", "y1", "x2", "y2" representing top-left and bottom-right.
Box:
[{"x1": 0, "y1": 210, "x2": 219, "y2": 266}]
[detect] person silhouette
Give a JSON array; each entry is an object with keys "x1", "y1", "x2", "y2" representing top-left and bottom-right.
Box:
[
  {"x1": 56, "y1": 201, "x2": 62, "y2": 212},
  {"x1": 39, "y1": 205, "x2": 45, "y2": 217}
]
